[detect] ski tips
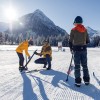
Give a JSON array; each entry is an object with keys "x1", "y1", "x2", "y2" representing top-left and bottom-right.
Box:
[{"x1": 93, "y1": 72, "x2": 100, "y2": 86}]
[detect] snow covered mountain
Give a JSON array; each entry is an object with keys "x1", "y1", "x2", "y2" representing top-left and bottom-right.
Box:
[
  {"x1": 86, "y1": 26, "x2": 100, "y2": 37},
  {"x1": 7, "y1": 9, "x2": 67, "y2": 36},
  {"x1": 0, "y1": 22, "x2": 8, "y2": 32},
  {"x1": 0, "y1": 10, "x2": 100, "y2": 46},
  {"x1": 86, "y1": 27, "x2": 100, "y2": 47}
]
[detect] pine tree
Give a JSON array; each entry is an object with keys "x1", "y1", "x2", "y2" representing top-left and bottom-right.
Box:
[{"x1": 0, "y1": 32, "x2": 3, "y2": 44}]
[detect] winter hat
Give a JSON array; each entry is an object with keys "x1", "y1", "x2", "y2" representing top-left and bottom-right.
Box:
[
  {"x1": 28, "y1": 38, "x2": 33, "y2": 45},
  {"x1": 73, "y1": 16, "x2": 83, "y2": 24},
  {"x1": 42, "y1": 39, "x2": 49, "y2": 45},
  {"x1": 43, "y1": 40, "x2": 49, "y2": 43},
  {"x1": 44, "y1": 38, "x2": 49, "y2": 43}
]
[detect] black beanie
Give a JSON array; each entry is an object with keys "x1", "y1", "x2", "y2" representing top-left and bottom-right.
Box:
[
  {"x1": 28, "y1": 40, "x2": 33, "y2": 45},
  {"x1": 73, "y1": 16, "x2": 83, "y2": 24}
]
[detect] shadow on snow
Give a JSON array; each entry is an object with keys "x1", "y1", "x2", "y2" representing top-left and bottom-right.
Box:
[
  {"x1": 40, "y1": 69, "x2": 100, "y2": 99},
  {"x1": 21, "y1": 69, "x2": 100, "y2": 100},
  {"x1": 21, "y1": 73, "x2": 38, "y2": 100},
  {"x1": 21, "y1": 72, "x2": 49, "y2": 100}
]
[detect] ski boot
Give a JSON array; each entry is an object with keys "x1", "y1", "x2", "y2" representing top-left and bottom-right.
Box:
[
  {"x1": 47, "y1": 67, "x2": 51, "y2": 70},
  {"x1": 20, "y1": 66, "x2": 27, "y2": 72},
  {"x1": 75, "y1": 77, "x2": 81, "y2": 87},
  {"x1": 83, "y1": 76, "x2": 90, "y2": 85},
  {"x1": 19, "y1": 66, "x2": 22, "y2": 70},
  {"x1": 43, "y1": 64, "x2": 47, "y2": 68}
]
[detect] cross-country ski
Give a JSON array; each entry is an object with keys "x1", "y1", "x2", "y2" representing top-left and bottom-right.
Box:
[{"x1": 93, "y1": 72, "x2": 100, "y2": 85}]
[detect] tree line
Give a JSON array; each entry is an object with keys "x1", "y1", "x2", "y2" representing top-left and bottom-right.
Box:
[
  {"x1": 0, "y1": 32, "x2": 69, "y2": 46},
  {"x1": 0, "y1": 32, "x2": 100, "y2": 47}
]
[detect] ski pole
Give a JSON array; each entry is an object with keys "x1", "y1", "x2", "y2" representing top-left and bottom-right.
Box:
[
  {"x1": 24, "y1": 50, "x2": 37, "y2": 67},
  {"x1": 66, "y1": 53, "x2": 74, "y2": 81}
]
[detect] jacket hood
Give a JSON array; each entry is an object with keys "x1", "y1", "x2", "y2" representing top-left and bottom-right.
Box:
[{"x1": 72, "y1": 24, "x2": 86, "y2": 32}]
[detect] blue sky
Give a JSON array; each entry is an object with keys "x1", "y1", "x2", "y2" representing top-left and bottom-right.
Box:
[{"x1": 0, "y1": 0, "x2": 100, "y2": 33}]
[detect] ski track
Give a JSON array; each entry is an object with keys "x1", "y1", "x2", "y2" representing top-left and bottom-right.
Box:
[{"x1": 0, "y1": 46, "x2": 100, "y2": 100}]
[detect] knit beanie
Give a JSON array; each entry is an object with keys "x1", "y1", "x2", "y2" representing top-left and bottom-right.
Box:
[{"x1": 73, "y1": 16, "x2": 83, "y2": 24}]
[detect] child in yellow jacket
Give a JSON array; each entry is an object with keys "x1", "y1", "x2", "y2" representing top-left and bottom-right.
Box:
[
  {"x1": 34, "y1": 40, "x2": 52, "y2": 70},
  {"x1": 16, "y1": 40, "x2": 32, "y2": 70}
]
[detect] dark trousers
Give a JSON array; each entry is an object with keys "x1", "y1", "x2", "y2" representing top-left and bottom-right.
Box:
[
  {"x1": 35, "y1": 54, "x2": 51, "y2": 68},
  {"x1": 17, "y1": 52, "x2": 24, "y2": 67},
  {"x1": 74, "y1": 51, "x2": 90, "y2": 78}
]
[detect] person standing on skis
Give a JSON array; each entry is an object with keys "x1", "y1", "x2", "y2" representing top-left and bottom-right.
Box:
[
  {"x1": 69, "y1": 16, "x2": 90, "y2": 87},
  {"x1": 34, "y1": 40, "x2": 52, "y2": 70},
  {"x1": 16, "y1": 39, "x2": 33, "y2": 70}
]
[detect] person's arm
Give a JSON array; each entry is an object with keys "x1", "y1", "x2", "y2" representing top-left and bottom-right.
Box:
[
  {"x1": 69, "y1": 30, "x2": 74, "y2": 50},
  {"x1": 25, "y1": 46, "x2": 30, "y2": 57},
  {"x1": 86, "y1": 30, "x2": 90, "y2": 44},
  {"x1": 34, "y1": 47, "x2": 43, "y2": 56}
]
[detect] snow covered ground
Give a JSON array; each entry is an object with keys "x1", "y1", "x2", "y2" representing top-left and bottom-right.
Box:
[{"x1": 0, "y1": 45, "x2": 100, "y2": 100}]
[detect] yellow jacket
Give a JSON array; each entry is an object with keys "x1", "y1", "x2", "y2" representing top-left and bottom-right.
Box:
[
  {"x1": 41, "y1": 44, "x2": 52, "y2": 58},
  {"x1": 16, "y1": 40, "x2": 30, "y2": 57}
]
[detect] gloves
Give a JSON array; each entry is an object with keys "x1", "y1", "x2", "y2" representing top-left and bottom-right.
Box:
[
  {"x1": 34, "y1": 51, "x2": 38, "y2": 55},
  {"x1": 34, "y1": 51, "x2": 42, "y2": 56},
  {"x1": 28, "y1": 56, "x2": 31, "y2": 59},
  {"x1": 40, "y1": 54, "x2": 42, "y2": 57}
]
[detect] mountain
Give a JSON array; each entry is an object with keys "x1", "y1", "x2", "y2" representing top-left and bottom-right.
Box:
[
  {"x1": 0, "y1": 22, "x2": 9, "y2": 32},
  {"x1": 86, "y1": 26, "x2": 100, "y2": 37},
  {"x1": 0, "y1": 9, "x2": 99, "y2": 46},
  {"x1": 86, "y1": 27, "x2": 100, "y2": 47},
  {"x1": 7, "y1": 9, "x2": 68, "y2": 37}
]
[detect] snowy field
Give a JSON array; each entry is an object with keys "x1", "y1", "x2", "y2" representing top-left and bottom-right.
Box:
[{"x1": 0, "y1": 45, "x2": 100, "y2": 100}]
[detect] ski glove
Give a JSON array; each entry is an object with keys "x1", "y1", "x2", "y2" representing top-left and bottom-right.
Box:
[
  {"x1": 28, "y1": 56, "x2": 31, "y2": 59},
  {"x1": 34, "y1": 51, "x2": 42, "y2": 56},
  {"x1": 34, "y1": 51, "x2": 38, "y2": 55}
]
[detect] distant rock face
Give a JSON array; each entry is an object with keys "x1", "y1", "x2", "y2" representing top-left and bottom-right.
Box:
[{"x1": 11, "y1": 9, "x2": 68, "y2": 36}]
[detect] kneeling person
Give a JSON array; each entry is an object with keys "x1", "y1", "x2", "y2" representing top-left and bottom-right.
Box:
[{"x1": 35, "y1": 40, "x2": 52, "y2": 70}]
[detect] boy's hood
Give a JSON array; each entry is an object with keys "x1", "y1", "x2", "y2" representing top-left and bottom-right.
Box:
[{"x1": 72, "y1": 24, "x2": 86, "y2": 32}]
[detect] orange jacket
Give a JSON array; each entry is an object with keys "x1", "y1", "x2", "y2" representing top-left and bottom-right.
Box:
[{"x1": 16, "y1": 40, "x2": 30, "y2": 57}]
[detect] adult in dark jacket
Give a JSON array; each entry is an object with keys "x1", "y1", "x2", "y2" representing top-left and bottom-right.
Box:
[{"x1": 69, "y1": 16, "x2": 90, "y2": 87}]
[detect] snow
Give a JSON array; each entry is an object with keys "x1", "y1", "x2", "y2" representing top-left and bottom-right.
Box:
[{"x1": 0, "y1": 45, "x2": 100, "y2": 100}]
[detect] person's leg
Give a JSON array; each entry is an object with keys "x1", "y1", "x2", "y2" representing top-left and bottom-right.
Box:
[
  {"x1": 74, "y1": 51, "x2": 81, "y2": 87},
  {"x1": 46, "y1": 54, "x2": 51, "y2": 70},
  {"x1": 17, "y1": 53, "x2": 24, "y2": 70},
  {"x1": 20, "y1": 54, "x2": 24, "y2": 67},
  {"x1": 81, "y1": 51, "x2": 90, "y2": 85},
  {"x1": 35, "y1": 58, "x2": 47, "y2": 67}
]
